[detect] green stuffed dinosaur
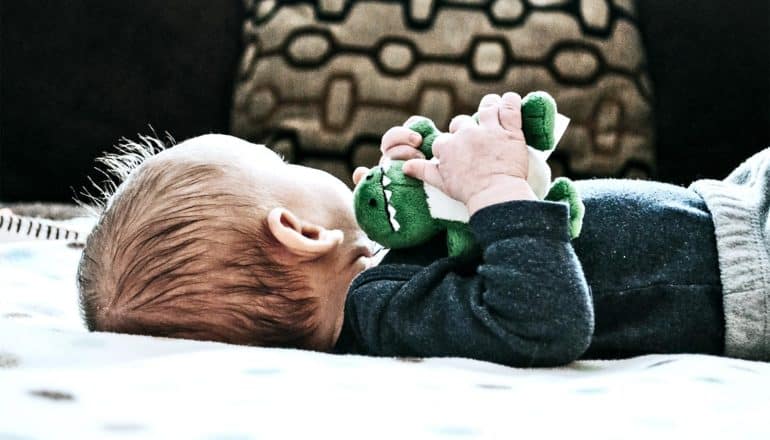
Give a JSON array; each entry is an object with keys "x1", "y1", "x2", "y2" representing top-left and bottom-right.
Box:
[{"x1": 353, "y1": 91, "x2": 585, "y2": 258}]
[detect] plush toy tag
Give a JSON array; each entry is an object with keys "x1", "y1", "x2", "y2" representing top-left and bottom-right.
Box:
[
  {"x1": 554, "y1": 113, "x2": 570, "y2": 147},
  {"x1": 540, "y1": 113, "x2": 570, "y2": 160},
  {"x1": 424, "y1": 112, "x2": 570, "y2": 223}
]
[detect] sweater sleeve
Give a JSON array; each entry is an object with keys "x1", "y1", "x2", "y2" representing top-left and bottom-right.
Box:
[{"x1": 340, "y1": 200, "x2": 595, "y2": 367}]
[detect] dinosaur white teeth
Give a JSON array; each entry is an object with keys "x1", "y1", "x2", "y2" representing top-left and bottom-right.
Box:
[
  {"x1": 380, "y1": 168, "x2": 399, "y2": 231},
  {"x1": 387, "y1": 204, "x2": 400, "y2": 231}
]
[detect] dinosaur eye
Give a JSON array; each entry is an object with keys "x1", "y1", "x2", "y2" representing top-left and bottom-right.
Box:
[
  {"x1": 368, "y1": 198, "x2": 377, "y2": 207},
  {"x1": 365, "y1": 174, "x2": 373, "y2": 180}
]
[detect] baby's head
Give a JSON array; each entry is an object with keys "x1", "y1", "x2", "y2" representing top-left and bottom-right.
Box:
[{"x1": 77, "y1": 134, "x2": 374, "y2": 351}]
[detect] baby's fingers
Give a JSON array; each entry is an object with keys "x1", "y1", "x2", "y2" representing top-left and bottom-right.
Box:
[
  {"x1": 380, "y1": 126, "x2": 424, "y2": 160},
  {"x1": 499, "y1": 92, "x2": 524, "y2": 139},
  {"x1": 403, "y1": 159, "x2": 444, "y2": 190},
  {"x1": 352, "y1": 167, "x2": 370, "y2": 185},
  {"x1": 381, "y1": 146, "x2": 425, "y2": 162},
  {"x1": 449, "y1": 115, "x2": 476, "y2": 133},
  {"x1": 477, "y1": 94, "x2": 502, "y2": 129}
]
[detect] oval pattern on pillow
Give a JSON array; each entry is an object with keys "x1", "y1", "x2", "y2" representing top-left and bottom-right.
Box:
[{"x1": 232, "y1": 0, "x2": 655, "y2": 185}]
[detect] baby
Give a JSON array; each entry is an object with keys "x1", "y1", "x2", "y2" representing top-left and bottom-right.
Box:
[{"x1": 78, "y1": 93, "x2": 770, "y2": 366}]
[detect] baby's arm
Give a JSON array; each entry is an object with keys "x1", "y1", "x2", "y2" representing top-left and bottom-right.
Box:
[
  {"x1": 342, "y1": 199, "x2": 594, "y2": 367},
  {"x1": 343, "y1": 93, "x2": 592, "y2": 366}
]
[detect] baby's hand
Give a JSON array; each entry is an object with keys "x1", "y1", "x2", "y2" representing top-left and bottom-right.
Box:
[
  {"x1": 352, "y1": 116, "x2": 426, "y2": 185},
  {"x1": 403, "y1": 92, "x2": 536, "y2": 214}
]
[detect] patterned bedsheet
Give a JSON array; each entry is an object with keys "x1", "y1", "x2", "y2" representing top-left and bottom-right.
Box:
[{"x1": 1, "y1": 221, "x2": 768, "y2": 439}]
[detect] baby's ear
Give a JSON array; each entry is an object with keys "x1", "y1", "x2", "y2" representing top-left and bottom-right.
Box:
[{"x1": 266, "y1": 208, "x2": 344, "y2": 262}]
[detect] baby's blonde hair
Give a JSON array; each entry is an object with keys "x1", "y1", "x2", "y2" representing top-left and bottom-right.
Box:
[{"x1": 77, "y1": 136, "x2": 319, "y2": 347}]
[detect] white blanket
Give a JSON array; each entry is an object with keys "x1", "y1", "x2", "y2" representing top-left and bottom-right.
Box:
[{"x1": 1, "y1": 227, "x2": 769, "y2": 439}]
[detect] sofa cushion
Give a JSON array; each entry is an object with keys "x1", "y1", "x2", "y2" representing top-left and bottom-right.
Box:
[{"x1": 231, "y1": 0, "x2": 655, "y2": 185}]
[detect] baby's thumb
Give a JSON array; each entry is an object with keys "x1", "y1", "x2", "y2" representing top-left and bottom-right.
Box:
[{"x1": 403, "y1": 159, "x2": 444, "y2": 190}]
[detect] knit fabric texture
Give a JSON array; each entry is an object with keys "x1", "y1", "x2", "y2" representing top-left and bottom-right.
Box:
[{"x1": 690, "y1": 147, "x2": 770, "y2": 361}]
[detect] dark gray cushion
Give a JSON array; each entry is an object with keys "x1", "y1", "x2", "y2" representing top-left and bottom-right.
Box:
[{"x1": 637, "y1": 0, "x2": 770, "y2": 184}]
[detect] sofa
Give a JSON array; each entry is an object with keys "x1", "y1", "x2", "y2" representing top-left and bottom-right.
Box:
[{"x1": 2, "y1": 0, "x2": 768, "y2": 202}]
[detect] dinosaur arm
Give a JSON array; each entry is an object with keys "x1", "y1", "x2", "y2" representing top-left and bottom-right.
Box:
[
  {"x1": 445, "y1": 223, "x2": 478, "y2": 257},
  {"x1": 545, "y1": 177, "x2": 585, "y2": 239}
]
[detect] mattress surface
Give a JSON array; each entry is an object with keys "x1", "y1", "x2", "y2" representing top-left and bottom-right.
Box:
[{"x1": 1, "y1": 221, "x2": 768, "y2": 439}]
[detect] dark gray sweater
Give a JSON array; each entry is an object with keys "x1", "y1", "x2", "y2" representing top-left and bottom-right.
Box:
[{"x1": 335, "y1": 179, "x2": 725, "y2": 367}]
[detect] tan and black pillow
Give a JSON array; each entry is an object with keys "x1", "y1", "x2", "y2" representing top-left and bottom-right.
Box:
[{"x1": 231, "y1": 0, "x2": 655, "y2": 185}]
